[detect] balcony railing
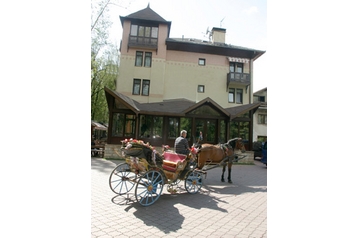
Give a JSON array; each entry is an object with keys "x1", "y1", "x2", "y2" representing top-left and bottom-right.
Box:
[
  {"x1": 227, "y1": 72, "x2": 251, "y2": 88},
  {"x1": 128, "y1": 36, "x2": 158, "y2": 49}
]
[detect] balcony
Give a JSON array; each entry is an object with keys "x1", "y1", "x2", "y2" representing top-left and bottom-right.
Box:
[
  {"x1": 227, "y1": 72, "x2": 251, "y2": 90},
  {"x1": 128, "y1": 36, "x2": 158, "y2": 50}
]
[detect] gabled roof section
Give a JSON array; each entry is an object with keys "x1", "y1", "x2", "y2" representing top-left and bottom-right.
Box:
[
  {"x1": 183, "y1": 97, "x2": 230, "y2": 117},
  {"x1": 120, "y1": 4, "x2": 170, "y2": 25},
  {"x1": 225, "y1": 102, "x2": 262, "y2": 119},
  {"x1": 91, "y1": 120, "x2": 107, "y2": 131},
  {"x1": 104, "y1": 87, "x2": 140, "y2": 112},
  {"x1": 254, "y1": 87, "x2": 267, "y2": 95}
]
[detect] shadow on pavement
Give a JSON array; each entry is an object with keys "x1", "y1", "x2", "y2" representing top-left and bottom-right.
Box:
[{"x1": 110, "y1": 186, "x2": 229, "y2": 234}]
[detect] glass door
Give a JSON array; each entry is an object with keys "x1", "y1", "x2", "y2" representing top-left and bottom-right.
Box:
[{"x1": 194, "y1": 119, "x2": 217, "y2": 144}]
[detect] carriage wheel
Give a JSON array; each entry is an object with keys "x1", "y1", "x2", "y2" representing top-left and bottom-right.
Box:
[
  {"x1": 109, "y1": 163, "x2": 137, "y2": 195},
  {"x1": 184, "y1": 170, "x2": 203, "y2": 194},
  {"x1": 135, "y1": 170, "x2": 164, "y2": 206}
]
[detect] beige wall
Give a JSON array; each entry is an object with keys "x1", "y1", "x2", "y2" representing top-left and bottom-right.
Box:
[
  {"x1": 163, "y1": 51, "x2": 251, "y2": 107},
  {"x1": 117, "y1": 19, "x2": 253, "y2": 107}
]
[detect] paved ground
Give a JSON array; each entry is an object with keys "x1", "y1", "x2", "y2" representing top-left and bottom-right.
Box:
[{"x1": 91, "y1": 157, "x2": 267, "y2": 238}]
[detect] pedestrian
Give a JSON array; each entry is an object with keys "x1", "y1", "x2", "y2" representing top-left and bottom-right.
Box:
[{"x1": 174, "y1": 130, "x2": 190, "y2": 155}]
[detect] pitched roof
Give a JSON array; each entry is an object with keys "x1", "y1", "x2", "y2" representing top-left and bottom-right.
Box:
[
  {"x1": 104, "y1": 87, "x2": 260, "y2": 119},
  {"x1": 137, "y1": 100, "x2": 195, "y2": 116},
  {"x1": 253, "y1": 87, "x2": 267, "y2": 95},
  {"x1": 166, "y1": 38, "x2": 265, "y2": 60},
  {"x1": 225, "y1": 102, "x2": 262, "y2": 119},
  {"x1": 120, "y1": 4, "x2": 170, "y2": 25},
  {"x1": 182, "y1": 97, "x2": 230, "y2": 117},
  {"x1": 104, "y1": 87, "x2": 140, "y2": 111}
]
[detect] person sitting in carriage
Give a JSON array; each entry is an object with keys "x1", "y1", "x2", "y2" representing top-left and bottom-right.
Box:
[{"x1": 174, "y1": 130, "x2": 190, "y2": 155}]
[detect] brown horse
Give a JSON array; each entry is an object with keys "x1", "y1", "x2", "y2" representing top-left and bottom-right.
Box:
[{"x1": 195, "y1": 138, "x2": 246, "y2": 183}]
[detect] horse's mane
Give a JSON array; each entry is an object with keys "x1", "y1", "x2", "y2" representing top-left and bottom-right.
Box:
[{"x1": 226, "y1": 137, "x2": 242, "y2": 149}]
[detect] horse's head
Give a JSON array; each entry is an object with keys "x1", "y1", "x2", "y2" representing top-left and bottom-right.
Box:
[{"x1": 227, "y1": 137, "x2": 246, "y2": 153}]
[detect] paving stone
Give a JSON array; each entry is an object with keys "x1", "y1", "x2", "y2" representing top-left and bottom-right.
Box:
[{"x1": 92, "y1": 158, "x2": 267, "y2": 237}]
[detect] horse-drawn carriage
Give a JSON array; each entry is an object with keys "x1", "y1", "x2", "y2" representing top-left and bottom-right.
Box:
[{"x1": 109, "y1": 138, "x2": 245, "y2": 206}]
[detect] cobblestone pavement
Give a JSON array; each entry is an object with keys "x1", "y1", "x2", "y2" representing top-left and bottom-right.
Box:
[{"x1": 91, "y1": 157, "x2": 267, "y2": 238}]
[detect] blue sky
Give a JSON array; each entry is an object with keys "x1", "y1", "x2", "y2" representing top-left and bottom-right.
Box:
[{"x1": 106, "y1": 0, "x2": 267, "y2": 92}]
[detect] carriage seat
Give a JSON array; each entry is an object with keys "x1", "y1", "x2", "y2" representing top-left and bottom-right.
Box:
[{"x1": 162, "y1": 152, "x2": 187, "y2": 172}]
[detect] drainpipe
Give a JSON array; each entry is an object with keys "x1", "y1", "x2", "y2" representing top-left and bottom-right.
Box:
[{"x1": 249, "y1": 59, "x2": 253, "y2": 104}]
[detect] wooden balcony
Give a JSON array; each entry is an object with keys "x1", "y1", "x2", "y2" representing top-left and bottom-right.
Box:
[
  {"x1": 128, "y1": 36, "x2": 158, "y2": 50},
  {"x1": 227, "y1": 72, "x2": 251, "y2": 90}
]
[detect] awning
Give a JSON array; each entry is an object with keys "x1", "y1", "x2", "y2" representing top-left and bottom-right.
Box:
[
  {"x1": 227, "y1": 57, "x2": 250, "y2": 63},
  {"x1": 91, "y1": 121, "x2": 107, "y2": 131}
]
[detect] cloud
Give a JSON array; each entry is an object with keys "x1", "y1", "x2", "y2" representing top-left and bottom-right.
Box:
[{"x1": 244, "y1": 6, "x2": 258, "y2": 15}]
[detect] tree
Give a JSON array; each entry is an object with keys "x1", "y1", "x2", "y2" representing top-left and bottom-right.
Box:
[{"x1": 91, "y1": 0, "x2": 119, "y2": 124}]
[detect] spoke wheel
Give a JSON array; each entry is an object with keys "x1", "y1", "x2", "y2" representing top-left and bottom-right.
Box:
[
  {"x1": 185, "y1": 170, "x2": 203, "y2": 194},
  {"x1": 135, "y1": 170, "x2": 164, "y2": 206},
  {"x1": 109, "y1": 163, "x2": 136, "y2": 195}
]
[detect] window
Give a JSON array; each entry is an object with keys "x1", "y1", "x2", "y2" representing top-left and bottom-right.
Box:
[
  {"x1": 112, "y1": 113, "x2": 136, "y2": 137},
  {"x1": 254, "y1": 95, "x2": 265, "y2": 102},
  {"x1": 135, "y1": 51, "x2": 143, "y2": 66},
  {"x1": 133, "y1": 79, "x2": 150, "y2": 96},
  {"x1": 228, "y1": 88, "x2": 243, "y2": 104},
  {"x1": 236, "y1": 89, "x2": 243, "y2": 103},
  {"x1": 130, "y1": 24, "x2": 158, "y2": 46},
  {"x1": 142, "y1": 80, "x2": 150, "y2": 96},
  {"x1": 135, "y1": 51, "x2": 152, "y2": 67},
  {"x1": 144, "y1": 52, "x2": 152, "y2": 67},
  {"x1": 168, "y1": 117, "x2": 179, "y2": 139},
  {"x1": 133, "y1": 79, "x2": 141, "y2": 95},
  {"x1": 258, "y1": 114, "x2": 267, "y2": 124},
  {"x1": 198, "y1": 58, "x2": 206, "y2": 66},
  {"x1": 139, "y1": 115, "x2": 163, "y2": 139},
  {"x1": 197, "y1": 85, "x2": 205, "y2": 93},
  {"x1": 124, "y1": 115, "x2": 136, "y2": 137},
  {"x1": 229, "y1": 62, "x2": 243, "y2": 73},
  {"x1": 130, "y1": 25, "x2": 138, "y2": 36},
  {"x1": 228, "y1": 88, "x2": 235, "y2": 103}
]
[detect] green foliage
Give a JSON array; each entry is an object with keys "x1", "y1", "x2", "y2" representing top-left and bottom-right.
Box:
[{"x1": 91, "y1": 0, "x2": 118, "y2": 124}]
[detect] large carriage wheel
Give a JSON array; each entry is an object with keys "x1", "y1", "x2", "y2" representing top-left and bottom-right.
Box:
[
  {"x1": 135, "y1": 170, "x2": 164, "y2": 206},
  {"x1": 109, "y1": 163, "x2": 137, "y2": 195},
  {"x1": 184, "y1": 170, "x2": 203, "y2": 194}
]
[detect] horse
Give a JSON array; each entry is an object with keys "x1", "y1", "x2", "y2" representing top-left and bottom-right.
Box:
[{"x1": 194, "y1": 138, "x2": 246, "y2": 183}]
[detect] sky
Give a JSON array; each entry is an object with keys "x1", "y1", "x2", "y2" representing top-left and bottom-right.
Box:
[{"x1": 104, "y1": 0, "x2": 267, "y2": 92}]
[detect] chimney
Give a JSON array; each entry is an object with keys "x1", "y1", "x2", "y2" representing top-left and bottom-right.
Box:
[{"x1": 211, "y1": 27, "x2": 226, "y2": 44}]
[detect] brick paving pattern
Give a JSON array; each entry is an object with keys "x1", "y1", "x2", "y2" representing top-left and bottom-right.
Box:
[{"x1": 91, "y1": 158, "x2": 267, "y2": 238}]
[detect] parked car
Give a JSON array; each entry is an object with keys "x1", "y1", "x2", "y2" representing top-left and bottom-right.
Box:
[{"x1": 261, "y1": 141, "x2": 267, "y2": 166}]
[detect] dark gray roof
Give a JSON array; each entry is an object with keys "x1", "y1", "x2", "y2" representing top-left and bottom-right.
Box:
[
  {"x1": 137, "y1": 100, "x2": 195, "y2": 115},
  {"x1": 166, "y1": 38, "x2": 265, "y2": 60},
  {"x1": 105, "y1": 87, "x2": 261, "y2": 119},
  {"x1": 225, "y1": 102, "x2": 262, "y2": 119},
  {"x1": 120, "y1": 4, "x2": 169, "y2": 25},
  {"x1": 167, "y1": 38, "x2": 264, "y2": 52}
]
